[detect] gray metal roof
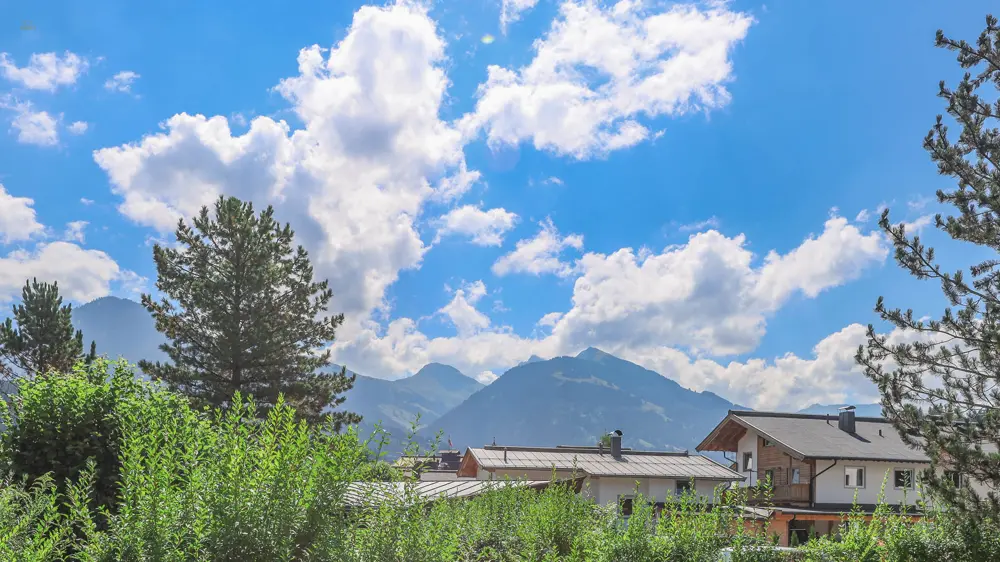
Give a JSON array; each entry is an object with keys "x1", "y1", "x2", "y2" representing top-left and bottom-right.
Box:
[
  {"x1": 731, "y1": 411, "x2": 930, "y2": 463},
  {"x1": 468, "y1": 447, "x2": 743, "y2": 480},
  {"x1": 344, "y1": 479, "x2": 551, "y2": 507}
]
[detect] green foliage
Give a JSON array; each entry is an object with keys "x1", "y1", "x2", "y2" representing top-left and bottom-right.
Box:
[
  {"x1": 0, "y1": 278, "x2": 94, "y2": 377},
  {"x1": 139, "y1": 195, "x2": 360, "y2": 426},
  {"x1": 0, "y1": 368, "x2": 996, "y2": 560},
  {"x1": 0, "y1": 358, "x2": 149, "y2": 514},
  {"x1": 856, "y1": 14, "x2": 1000, "y2": 521}
]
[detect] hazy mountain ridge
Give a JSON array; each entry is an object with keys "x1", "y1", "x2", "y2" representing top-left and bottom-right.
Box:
[{"x1": 420, "y1": 347, "x2": 746, "y2": 455}]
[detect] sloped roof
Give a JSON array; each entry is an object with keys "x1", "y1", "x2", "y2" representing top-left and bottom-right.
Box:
[
  {"x1": 697, "y1": 411, "x2": 930, "y2": 463},
  {"x1": 464, "y1": 446, "x2": 744, "y2": 480},
  {"x1": 344, "y1": 479, "x2": 561, "y2": 507}
]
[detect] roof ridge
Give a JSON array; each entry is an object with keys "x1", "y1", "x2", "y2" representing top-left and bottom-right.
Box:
[
  {"x1": 730, "y1": 410, "x2": 888, "y2": 423},
  {"x1": 479, "y1": 445, "x2": 689, "y2": 456}
]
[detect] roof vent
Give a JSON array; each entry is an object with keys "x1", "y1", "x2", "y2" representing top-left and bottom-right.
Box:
[
  {"x1": 838, "y1": 405, "x2": 856, "y2": 434},
  {"x1": 609, "y1": 429, "x2": 623, "y2": 458}
]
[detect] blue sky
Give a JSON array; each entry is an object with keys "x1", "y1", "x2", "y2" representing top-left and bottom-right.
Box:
[{"x1": 0, "y1": 0, "x2": 994, "y2": 410}]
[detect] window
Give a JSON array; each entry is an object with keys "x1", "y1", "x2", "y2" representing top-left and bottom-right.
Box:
[
  {"x1": 742, "y1": 452, "x2": 753, "y2": 472},
  {"x1": 945, "y1": 470, "x2": 963, "y2": 487},
  {"x1": 763, "y1": 469, "x2": 775, "y2": 486},
  {"x1": 894, "y1": 468, "x2": 915, "y2": 490},
  {"x1": 619, "y1": 495, "x2": 634, "y2": 517},
  {"x1": 791, "y1": 468, "x2": 801, "y2": 484},
  {"x1": 675, "y1": 480, "x2": 693, "y2": 496},
  {"x1": 763, "y1": 439, "x2": 775, "y2": 447},
  {"x1": 845, "y1": 466, "x2": 865, "y2": 488}
]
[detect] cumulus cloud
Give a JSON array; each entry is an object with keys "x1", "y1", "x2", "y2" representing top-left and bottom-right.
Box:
[
  {"x1": 461, "y1": 0, "x2": 753, "y2": 158},
  {"x1": 0, "y1": 51, "x2": 88, "y2": 91},
  {"x1": 2, "y1": 98, "x2": 59, "y2": 146},
  {"x1": 0, "y1": 186, "x2": 134, "y2": 303},
  {"x1": 63, "y1": 221, "x2": 88, "y2": 243},
  {"x1": 333, "y1": 215, "x2": 889, "y2": 408},
  {"x1": 501, "y1": 0, "x2": 541, "y2": 32},
  {"x1": 93, "y1": 1, "x2": 476, "y2": 341},
  {"x1": 0, "y1": 185, "x2": 45, "y2": 243},
  {"x1": 67, "y1": 121, "x2": 88, "y2": 135},
  {"x1": 0, "y1": 242, "x2": 123, "y2": 303},
  {"x1": 438, "y1": 281, "x2": 491, "y2": 336},
  {"x1": 434, "y1": 204, "x2": 518, "y2": 246},
  {"x1": 492, "y1": 218, "x2": 583, "y2": 277},
  {"x1": 104, "y1": 70, "x2": 140, "y2": 93}
]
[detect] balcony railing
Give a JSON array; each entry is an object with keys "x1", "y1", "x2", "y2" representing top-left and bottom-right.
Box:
[{"x1": 771, "y1": 484, "x2": 809, "y2": 503}]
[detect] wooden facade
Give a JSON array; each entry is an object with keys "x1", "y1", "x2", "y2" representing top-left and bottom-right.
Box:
[{"x1": 757, "y1": 436, "x2": 812, "y2": 505}]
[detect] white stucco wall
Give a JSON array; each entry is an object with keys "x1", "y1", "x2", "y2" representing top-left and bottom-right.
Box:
[
  {"x1": 814, "y1": 460, "x2": 929, "y2": 505},
  {"x1": 737, "y1": 430, "x2": 758, "y2": 486}
]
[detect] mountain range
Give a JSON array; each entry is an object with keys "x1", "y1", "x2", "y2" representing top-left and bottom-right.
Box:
[{"x1": 65, "y1": 296, "x2": 877, "y2": 456}]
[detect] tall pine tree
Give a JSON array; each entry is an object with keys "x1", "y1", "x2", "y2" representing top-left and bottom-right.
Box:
[
  {"x1": 140, "y1": 196, "x2": 360, "y2": 427},
  {"x1": 857, "y1": 15, "x2": 1000, "y2": 520},
  {"x1": 0, "y1": 278, "x2": 94, "y2": 377}
]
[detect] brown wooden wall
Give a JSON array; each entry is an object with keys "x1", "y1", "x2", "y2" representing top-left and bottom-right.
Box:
[{"x1": 757, "y1": 436, "x2": 812, "y2": 486}]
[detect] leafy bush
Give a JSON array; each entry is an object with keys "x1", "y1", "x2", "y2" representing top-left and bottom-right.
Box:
[{"x1": 0, "y1": 358, "x2": 149, "y2": 514}]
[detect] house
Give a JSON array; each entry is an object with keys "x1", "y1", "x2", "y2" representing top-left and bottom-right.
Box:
[
  {"x1": 344, "y1": 478, "x2": 582, "y2": 509},
  {"x1": 696, "y1": 407, "x2": 991, "y2": 545},
  {"x1": 394, "y1": 449, "x2": 463, "y2": 480},
  {"x1": 456, "y1": 430, "x2": 744, "y2": 512}
]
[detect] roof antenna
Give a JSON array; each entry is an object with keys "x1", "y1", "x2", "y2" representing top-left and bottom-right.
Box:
[{"x1": 492, "y1": 436, "x2": 496, "y2": 447}]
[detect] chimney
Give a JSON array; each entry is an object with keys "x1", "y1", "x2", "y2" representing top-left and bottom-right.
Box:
[
  {"x1": 503, "y1": 447, "x2": 508, "y2": 464},
  {"x1": 610, "y1": 429, "x2": 623, "y2": 458},
  {"x1": 838, "y1": 405, "x2": 856, "y2": 434}
]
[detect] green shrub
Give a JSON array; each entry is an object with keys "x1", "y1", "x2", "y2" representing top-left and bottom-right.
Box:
[{"x1": 0, "y1": 358, "x2": 150, "y2": 514}]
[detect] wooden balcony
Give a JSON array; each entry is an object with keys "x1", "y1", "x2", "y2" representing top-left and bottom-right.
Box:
[
  {"x1": 771, "y1": 484, "x2": 810, "y2": 503},
  {"x1": 723, "y1": 483, "x2": 810, "y2": 506}
]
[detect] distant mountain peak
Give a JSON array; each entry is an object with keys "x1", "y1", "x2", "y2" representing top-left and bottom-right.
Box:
[
  {"x1": 413, "y1": 362, "x2": 472, "y2": 380},
  {"x1": 517, "y1": 355, "x2": 545, "y2": 367},
  {"x1": 575, "y1": 346, "x2": 612, "y2": 361}
]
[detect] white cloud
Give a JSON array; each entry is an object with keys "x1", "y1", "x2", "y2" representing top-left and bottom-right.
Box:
[
  {"x1": 901, "y1": 215, "x2": 933, "y2": 234},
  {"x1": 2, "y1": 98, "x2": 59, "y2": 146},
  {"x1": 543, "y1": 176, "x2": 564, "y2": 186},
  {"x1": 501, "y1": 0, "x2": 541, "y2": 32},
  {"x1": 854, "y1": 209, "x2": 870, "y2": 223},
  {"x1": 461, "y1": 0, "x2": 753, "y2": 158},
  {"x1": 0, "y1": 185, "x2": 45, "y2": 243},
  {"x1": 678, "y1": 216, "x2": 720, "y2": 232},
  {"x1": 0, "y1": 242, "x2": 125, "y2": 304},
  {"x1": 93, "y1": 1, "x2": 475, "y2": 339},
  {"x1": 438, "y1": 280, "x2": 491, "y2": 336},
  {"x1": 752, "y1": 216, "x2": 888, "y2": 311},
  {"x1": 492, "y1": 217, "x2": 583, "y2": 277},
  {"x1": 537, "y1": 311, "x2": 563, "y2": 327},
  {"x1": 80, "y1": 198, "x2": 95, "y2": 205},
  {"x1": 104, "y1": 70, "x2": 140, "y2": 93},
  {"x1": 434, "y1": 204, "x2": 518, "y2": 246},
  {"x1": 63, "y1": 220, "x2": 88, "y2": 243},
  {"x1": 333, "y1": 216, "x2": 889, "y2": 405},
  {"x1": 67, "y1": 121, "x2": 88, "y2": 135},
  {"x1": 0, "y1": 51, "x2": 88, "y2": 91}
]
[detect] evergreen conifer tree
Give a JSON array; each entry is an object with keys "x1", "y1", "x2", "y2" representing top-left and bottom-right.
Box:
[
  {"x1": 140, "y1": 196, "x2": 360, "y2": 427},
  {"x1": 857, "y1": 15, "x2": 1000, "y2": 520},
  {"x1": 0, "y1": 278, "x2": 93, "y2": 376}
]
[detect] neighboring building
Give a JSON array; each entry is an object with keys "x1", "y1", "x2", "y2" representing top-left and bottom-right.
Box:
[
  {"x1": 394, "y1": 449, "x2": 463, "y2": 480},
  {"x1": 697, "y1": 407, "x2": 991, "y2": 545},
  {"x1": 457, "y1": 430, "x2": 744, "y2": 511},
  {"x1": 344, "y1": 479, "x2": 580, "y2": 509}
]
